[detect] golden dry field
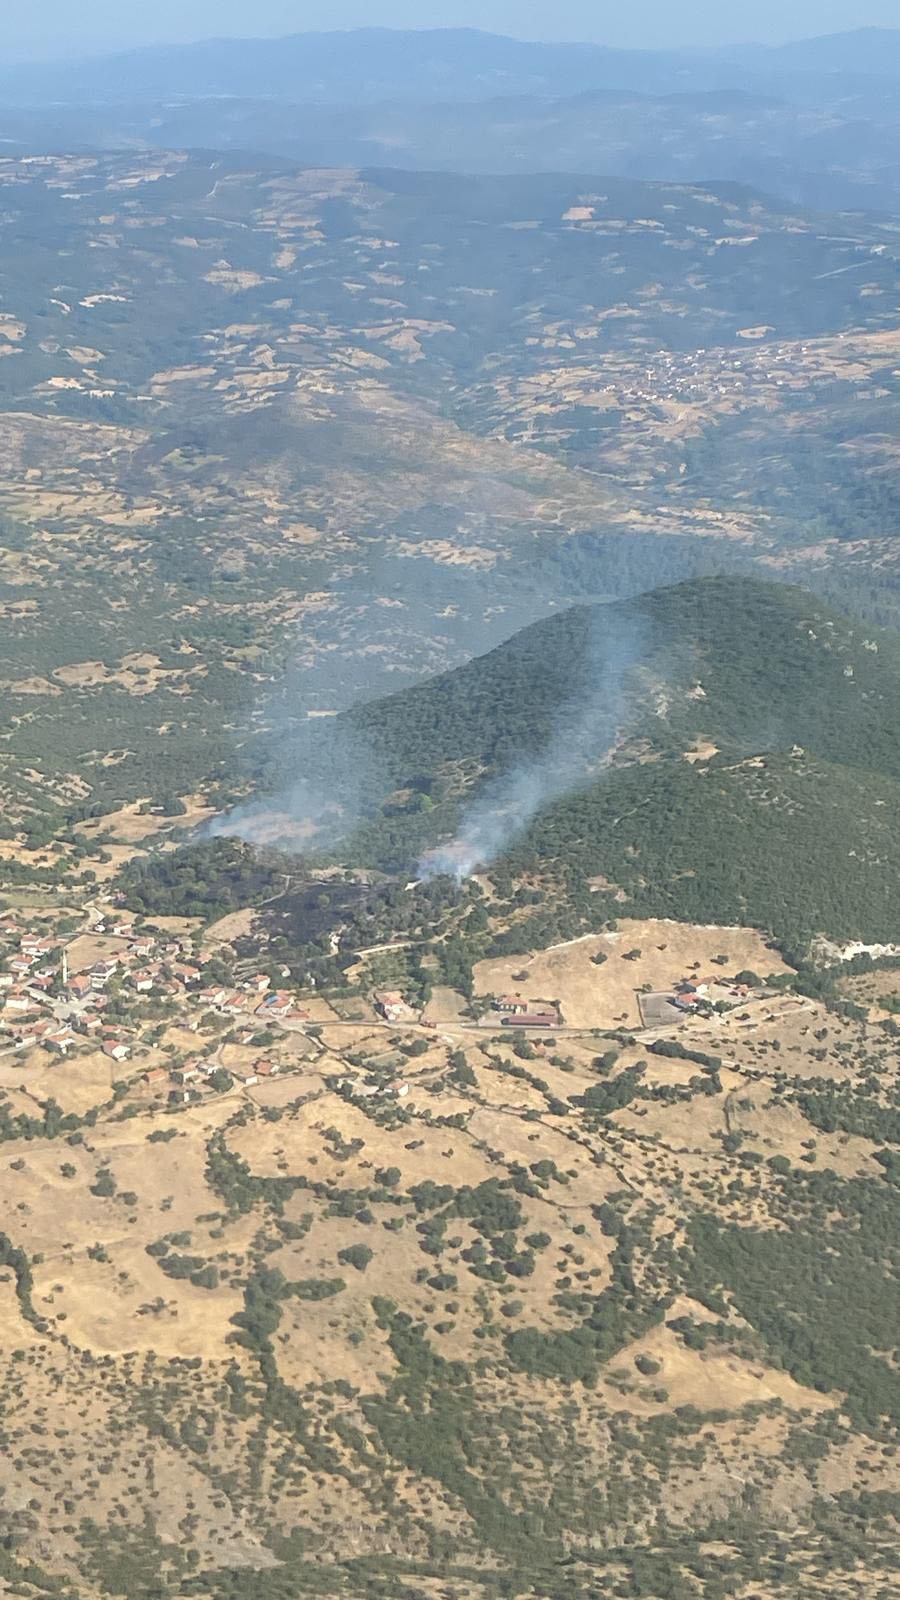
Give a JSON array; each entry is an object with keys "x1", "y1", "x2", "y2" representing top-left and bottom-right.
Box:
[{"x1": 0, "y1": 906, "x2": 895, "y2": 1596}]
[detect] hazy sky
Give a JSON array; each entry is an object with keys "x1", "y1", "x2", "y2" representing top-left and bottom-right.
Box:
[{"x1": 5, "y1": 1, "x2": 899, "y2": 62}]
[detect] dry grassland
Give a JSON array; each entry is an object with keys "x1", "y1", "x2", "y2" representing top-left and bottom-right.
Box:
[{"x1": 472, "y1": 919, "x2": 789, "y2": 1028}]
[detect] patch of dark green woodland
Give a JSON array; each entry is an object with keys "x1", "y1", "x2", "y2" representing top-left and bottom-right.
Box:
[
  {"x1": 406, "y1": 1175, "x2": 545, "y2": 1282},
  {"x1": 793, "y1": 1082, "x2": 900, "y2": 1146},
  {"x1": 0, "y1": 1541, "x2": 78, "y2": 1599},
  {"x1": 648, "y1": 1040, "x2": 721, "y2": 1069},
  {"x1": 0, "y1": 1097, "x2": 90, "y2": 1145},
  {"x1": 578, "y1": 1068, "x2": 645, "y2": 1116},
  {"x1": 78, "y1": 1521, "x2": 197, "y2": 1600},
  {"x1": 683, "y1": 1167, "x2": 900, "y2": 1428},
  {"x1": 0, "y1": 1231, "x2": 42, "y2": 1330},
  {"x1": 505, "y1": 1221, "x2": 670, "y2": 1384},
  {"x1": 120, "y1": 838, "x2": 290, "y2": 920},
  {"x1": 148, "y1": 1249, "x2": 220, "y2": 1291},
  {"x1": 504, "y1": 751, "x2": 900, "y2": 944},
  {"x1": 226, "y1": 1264, "x2": 349, "y2": 1480},
  {"x1": 332, "y1": 576, "x2": 900, "y2": 799},
  {"x1": 363, "y1": 1300, "x2": 554, "y2": 1564}
]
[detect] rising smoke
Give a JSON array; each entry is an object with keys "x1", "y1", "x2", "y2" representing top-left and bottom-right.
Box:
[
  {"x1": 211, "y1": 596, "x2": 662, "y2": 875},
  {"x1": 207, "y1": 717, "x2": 375, "y2": 854},
  {"x1": 418, "y1": 608, "x2": 649, "y2": 881}
]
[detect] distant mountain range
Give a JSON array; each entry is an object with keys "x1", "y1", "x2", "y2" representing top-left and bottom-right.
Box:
[
  {"x1": 4, "y1": 27, "x2": 900, "y2": 105},
  {"x1": 2, "y1": 85, "x2": 894, "y2": 213},
  {"x1": 2, "y1": 28, "x2": 900, "y2": 213},
  {"x1": 731, "y1": 26, "x2": 900, "y2": 77}
]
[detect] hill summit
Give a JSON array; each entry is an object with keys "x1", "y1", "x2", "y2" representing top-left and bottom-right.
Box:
[
  {"x1": 245, "y1": 577, "x2": 900, "y2": 945},
  {"x1": 341, "y1": 574, "x2": 900, "y2": 783}
]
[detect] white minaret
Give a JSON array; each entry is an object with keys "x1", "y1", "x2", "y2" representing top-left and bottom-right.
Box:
[{"x1": 61, "y1": 949, "x2": 68, "y2": 989}]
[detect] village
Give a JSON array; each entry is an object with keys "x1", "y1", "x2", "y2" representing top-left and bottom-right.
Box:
[
  {"x1": 0, "y1": 889, "x2": 802, "y2": 1119},
  {"x1": 0, "y1": 899, "x2": 317, "y2": 1099}
]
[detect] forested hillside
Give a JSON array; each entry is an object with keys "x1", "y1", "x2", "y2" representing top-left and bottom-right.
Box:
[
  {"x1": 337, "y1": 577, "x2": 900, "y2": 782},
  {"x1": 270, "y1": 577, "x2": 900, "y2": 943},
  {"x1": 508, "y1": 751, "x2": 900, "y2": 945}
]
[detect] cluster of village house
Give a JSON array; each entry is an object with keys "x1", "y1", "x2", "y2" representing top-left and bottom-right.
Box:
[
  {"x1": 371, "y1": 990, "x2": 565, "y2": 1030},
  {"x1": 669, "y1": 974, "x2": 757, "y2": 1013},
  {"x1": 0, "y1": 905, "x2": 760, "y2": 1097},
  {"x1": 0, "y1": 910, "x2": 311, "y2": 1095},
  {"x1": 587, "y1": 340, "x2": 829, "y2": 420}
]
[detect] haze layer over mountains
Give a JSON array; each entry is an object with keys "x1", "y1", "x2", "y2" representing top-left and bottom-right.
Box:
[{"x1": 2, "y1": 26, "x2": 900, "y2": 210}]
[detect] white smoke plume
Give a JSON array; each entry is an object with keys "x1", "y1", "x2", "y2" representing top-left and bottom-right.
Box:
[
  {"x1": 206, "y1": 705, "x2": 378, "y2": 854},
  {"x1": 418, "y1": 610, "x2": 648, "y2": 881},
  {"x1": 209, "y1": 598, "x2": 660, "y2": 876}
]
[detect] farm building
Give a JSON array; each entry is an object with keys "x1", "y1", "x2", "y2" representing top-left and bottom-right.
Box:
[
  {"x1": 501, "y1": 1013, "x2": 560, "y2": 1029},
  {"x1": 374, "y1": 990, "x2": 418, "y2": 1023}
]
